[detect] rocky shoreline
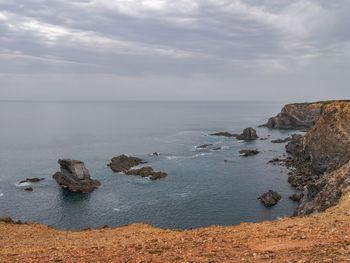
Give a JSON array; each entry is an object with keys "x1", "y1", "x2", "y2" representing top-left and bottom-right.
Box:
[
  {"x1": 1, "y1": 100, "x2": 350, "y2": 262},
  {"x1": 265, "y1": 101, "x2": 350, "y2": 216}
]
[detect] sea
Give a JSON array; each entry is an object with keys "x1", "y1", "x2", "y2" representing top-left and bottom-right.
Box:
[{"x1": 0, "y1": 101, "x2": 301, "y2": 230}]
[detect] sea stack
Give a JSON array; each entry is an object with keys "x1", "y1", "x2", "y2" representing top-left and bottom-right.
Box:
[
  {"x1": 52, "y1": 159, "x2": 101, "y2": 192},
  {"x1": 236, "y1": 127, "x2": 258, "y2": 140}
]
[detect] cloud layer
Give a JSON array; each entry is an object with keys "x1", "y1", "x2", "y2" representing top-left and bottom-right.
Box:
[{"x1": 0, "y1": 0, "x2": 349, "y2": 100}]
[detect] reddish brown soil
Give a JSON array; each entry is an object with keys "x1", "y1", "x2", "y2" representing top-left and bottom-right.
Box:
[{"x1": 1, "y1": 187, "x2": 350, "y2": 262}]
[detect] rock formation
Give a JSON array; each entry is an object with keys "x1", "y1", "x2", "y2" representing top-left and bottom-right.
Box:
[
  {"x1": 108, "y1": 155, "x2": 144, "y2": 173},
  {"x1": 261, "y1": 102, "x2": 323, "y2": 130},
  {"x1": 272, "y1": 101, "x2": 350, "y2": 216},
  {"x1": 19, "y1": 178, "x2": 44, "y2": 184},
  {"x1": 209, "y1": 132, "x2": 238, "y2": 137},
  {"x1": 236, "y1": 127, "x2": 258, "y2": 140},
  {"x1": 258, "y1": 190, "x2": 281, "y2": 207},
  {"x1": 109, "y1": 155, "x2": 167, "y2": 180},
  {"x1": 271, "y1": 137, "x2": 292, "y2": 143},
  {"x1": 239, "y1": 149, "x2": 259, "y2": 157},
  {"x1": 295, "y1": 160, "x2": 350, "y2": 215},
  {"x1": 196, "y1": 144, "x2": 213, "y2": 149},
  {"x1": 125, "y1": 167, "x2": 168, "y2": 180},
  {"x1": 52, "y1": 159, "x2": 101, "y2": 193}
]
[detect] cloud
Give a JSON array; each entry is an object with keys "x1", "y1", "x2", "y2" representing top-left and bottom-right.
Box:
[{"x1": 0, "y1": 0, "x2": 349, "y2": 100}]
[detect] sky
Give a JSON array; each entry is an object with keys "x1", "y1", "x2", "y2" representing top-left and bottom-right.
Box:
[{"x1": 0, "y1": 0, "x2": 349, "y2": 101}]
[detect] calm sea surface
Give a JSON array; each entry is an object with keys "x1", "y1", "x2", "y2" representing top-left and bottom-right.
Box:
[{"x1": 0, "y1": 101, "x2": 300, "y2": 230}]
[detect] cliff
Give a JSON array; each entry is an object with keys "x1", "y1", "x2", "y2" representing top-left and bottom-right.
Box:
[
  {"x1": 1, "y1": 187, "x2": 350, "y2": 262},
  {"x1": 262, "y1": 102, "x2": 323, "y2": 130},
  {"x1": 285, "y1": 101, "x2": 350, "y2": 216},
  {"x1": 1, "y1": 101, "x2": 350, "y2": 262}
]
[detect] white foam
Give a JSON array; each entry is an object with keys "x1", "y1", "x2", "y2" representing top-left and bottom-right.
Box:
[
  {"x1": 0, "y1": 193, "x2": 3, "y2": 198},
  {"x1": 15, "y1": 182, "x2": 30, "y2": 187},
  {"x1": 167, "y1": 152, "x2": 213, "y2": 160}
]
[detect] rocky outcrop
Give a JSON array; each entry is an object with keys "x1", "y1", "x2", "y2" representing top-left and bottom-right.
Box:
[
  {"x1": 282, "y1": 101, "x2": 350, "y2": 215},
  {"x1": 109, "y1": 155, "x2": 167, "y2": 180},
  {"x1": 125, "y1": 167, "x2": 168, "y2": 180},
  {"x1": 236, "y1": 127, "x2": 258, "y2": 140},
  {"x1": 289, "y1": 102, "x2": 350, "y2": 174},
  {"x1": 271, "y1": 137, "x2": 292, "y2": 143},
  {"x1": 210, "y1": 127, "x2": 258, "y2": 140},
  {"x1": 239, "y1": 149, "x2": 259, "y2": 157},
  {"x1": 262, "y1": 102, "x2": 323, "y2": 130},
  {"x1": 108, "y1": 155, "x2": 144, "y2": 172},
  {"x1": 295, "y1": 160, "x2": 350, "y2": 216},
  {"x1": 209, "y1": 132, "x2": 238, "y2": 137},
  {"x1": 258, "y1": 190, "x2": 281, "y2": 207},
  {"x1": 196, "y1": 144, "x2": 213, "y2": 149},
  {"x1": 52, "y1": 159, "x2": 101, "y2": 193},
  {"x1": 19, "y1": 178, "x2": 44, "y2": 184}
]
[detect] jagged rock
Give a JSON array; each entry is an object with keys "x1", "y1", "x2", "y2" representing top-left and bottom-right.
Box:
[
  {"x1": 261, "y1": 102, "x2": 323, "y2": 130},
  {"x1": 295, "y1": 160, "x2": 350, "y2": 216},
  {"x1": 197, "y1": 144, "x2": 213, "y2": 149},
  {"x1": 124, "y1": 167, "x2": 167, "y2": 180},
  {"x1": 212, "y1": 147, "x2": 222, "y2": 151},
  {"x1": 258, "y1": 190, "x2": 281, "y2": 207},
  {"x1": 209, "y1": 132, "x2": 238, "y2": 137},
  {"x1": 52, "y1": 159, "x2": 101, "y2": 193},
  {"x1": 19, "y1": 178, "x2": 44, "y2": 184},
  {"x1": 236, "y1": 127, "x2": 258, "y2": 140},
  {"x1": 108, "y1": 155, "x2": 145, "y2": 173},
  {"x1": 289, "y1": 194, "x2": 301, "y2": 202},
  {"x1": 109, "y1": 155, "x2": 167, "y2": 180},
  {"x1": 239, "y1": 149, "x2": 259, "y2": 157},
  {"x1": 285, "y1": 134, "x2": 304, "y2": 157},
  {"x1": 24, "y1": 187, "x2": 33, "y2": 191},
  {"x1": 271, "y1": 137, "x2": 292, "y2": 143}
]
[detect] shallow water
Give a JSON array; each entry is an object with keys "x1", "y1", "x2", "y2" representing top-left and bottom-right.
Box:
[{"x1": 0, "y1": 101, "x2": 300, "y2": 230}]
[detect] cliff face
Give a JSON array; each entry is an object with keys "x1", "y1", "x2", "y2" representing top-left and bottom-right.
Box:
[
  {"x1": 296, "y1": 160, "x2": 350, "y2": 216},
  {"x1": 263, "y1": 103, "x2": 323, "y2": 130},
  {"x1": 285, "y1": 102, "x2": 350, "y2": 216}
]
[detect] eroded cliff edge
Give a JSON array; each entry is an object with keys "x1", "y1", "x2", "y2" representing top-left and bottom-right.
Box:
[
  {"x1": 1, "y1": 100, "x2": 350, "y2": 262},
  {"x1": 284, "y1": 101, "x2": 350, "y2": 216}
]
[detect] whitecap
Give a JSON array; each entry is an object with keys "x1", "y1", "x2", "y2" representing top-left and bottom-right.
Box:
[
  {"x1": 190, "y1": 153, "x2": 213, "y2": 158},
  {"x1": 0, "y1": 193, "x2": 3, "y2": 198},
  {"x1": 166, "y1": 156, "x2": 179, "y2": 160},
  {"x1": 15, "y1": 182, "x2": 30, "y2": 187}
]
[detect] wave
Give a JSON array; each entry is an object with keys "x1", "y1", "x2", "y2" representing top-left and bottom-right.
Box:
[
  {"x1": 0, "y1": 193, "x2": 3, "y2": 198},
  {"x1": 15, "y1": 182, "x2": 30, "y2": 187},
  {"x1": 166, "y1": 152, "x2": 213, "y2": 160}
]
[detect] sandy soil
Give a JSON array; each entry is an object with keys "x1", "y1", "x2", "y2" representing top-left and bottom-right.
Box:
[{"x1": 1, "y1": 188, "x2": 350, "y2": 262}]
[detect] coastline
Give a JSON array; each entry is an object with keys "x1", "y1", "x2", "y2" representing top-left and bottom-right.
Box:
[
  {"x1": 1, "y1": 100, "x2": 350, "y2": 262},
  {"x1": 1, "y1": 186, "x2": 350, "y2": 262}
]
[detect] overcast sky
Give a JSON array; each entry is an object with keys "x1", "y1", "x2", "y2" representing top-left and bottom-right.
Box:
[{"x1": 0, "y1": 0, "x2": 349, "y2": 101}]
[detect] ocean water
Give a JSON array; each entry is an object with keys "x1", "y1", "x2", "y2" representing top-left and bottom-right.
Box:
[{"x1": 0, "y1": 101, "x2": 300, "y2": 230}]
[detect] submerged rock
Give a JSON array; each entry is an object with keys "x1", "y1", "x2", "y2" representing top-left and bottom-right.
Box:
[
  {"x1": 52, "y1": 159, "x2": 101, "y2": 193},
  {"x1": 212, "y1": 147, "x2": 222, "y2": 151},
  {"x1": 236, "y1": 127, "x2": 258, "y2": 140},
  {"x1": 289, "y1": 194, "x2": 301, "y2": 202},
  {"x1": 239, "y1": 149, "x2": 259, "y2": 157},
  {"x1": 271, "y1": 137, "x2": 292, "y2": 143},
  {"x1": 24, "y1": 187, "x2": 33, "y2": 191},
  {"x1": 152, "y1": 152, "x2": 159, "y2": 156},
  {"x1": 108, "y1": 155, "x2": 145, "y2": 173},
  {"x1": 197, "y1": 144, "x2": 213, "y2": 149},
  {"x1": 19, "y1": 178, "x2": 44, "y2": 184},
  {"x1": 258, "y1": 190, "x2": 281, "y2": 207},
  {"x1": 209, "y1": 132, "x2": 238, "y2": 137}
]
